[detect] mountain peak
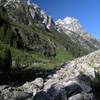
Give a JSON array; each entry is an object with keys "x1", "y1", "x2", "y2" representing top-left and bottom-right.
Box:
[
  {"x1": 56, "y1": 17, "x2": 100, "y2": 50},
  {"x1": 56, "y1": 16, "x2": 85, "y2": 34}
]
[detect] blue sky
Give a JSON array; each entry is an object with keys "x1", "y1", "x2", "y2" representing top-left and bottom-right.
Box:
[{"x1": 33, "y1": 0, "x2": 100, "y2": 39}]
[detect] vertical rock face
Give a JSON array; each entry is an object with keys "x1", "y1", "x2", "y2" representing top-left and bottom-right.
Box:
[
  {"x1": 56, "y1": 17, "x2": 100, "y2": 51},
  {"x1": 0, "y1": 0, "x2": 55, "y2": 30}
]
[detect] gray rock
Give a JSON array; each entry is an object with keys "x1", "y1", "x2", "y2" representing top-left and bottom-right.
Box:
[
  {"x1": 9, "y1": 92, "x2": 33, "y2": 100},
  {"x1": 22, "y1": 82, "x2": 38, "y2": 93},
  {"x1": 22, "y1": 77, "x2": 44, "y2": 96},
  {"x1": 68, "y1": 93, "x2": 94, "y2": 100},
  {"x1": 33, "y1": 91, "x2": 49, "y2": 100},
  {"x1": 65, "y1": 83, "x2": 82, "y2": 98},
  {"x1": 0, "y1": 85, "x2": 8, "y2": 91},
  {"x1": 68, "y1": 93, "x2": 84, "y2": 100},
  {"x1": 76, "y1": 74, "x2": 92, "y2": 93},
  {"x1": 0, "y1": 86, "x2": 33, "y2": 100},
  {"x1": 32, "y1": 77, "x2": 44, "y2": 89},
  {"x1": 46, "y1": 83, "x2": 67, "y2": 100},
  {"x1": 83, "y1": 93, "x2": 94, "y2": 100}
]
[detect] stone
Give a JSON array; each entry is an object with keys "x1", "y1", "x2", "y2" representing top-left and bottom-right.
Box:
[
  {"x1": 83, "y1": 93, "x2": 94, "y2": 100},
  {"x1": 76, "y1": 74, "x2": 92, "y2": 93},
  {"x1": 65, "y1": 83, "x2": 82, "y2": 98},
  {"x1": 22, "y1": 77, "x2": 44, "y2": 97},
  {"x1": 9, "y1": 91, "x2": 33, "y2": 100},
  {"x1": 34, "y1": 91, "x2": 49, "y2": 100},
  {"x1": 31, "y1": 77, "x2": 44, "y2": 89},
  {"x1": 68, "y1": 93, "x2": 84, "y2": 100},
  {"x1": 0, "y1": 85, "x2": 8, "y2": 91},
  {"x1": 46, "y1": 83, "x2": 67, "y2": 100},
  {"x1": 0, "y1": 86, "x2": 33, "y2": 100}
]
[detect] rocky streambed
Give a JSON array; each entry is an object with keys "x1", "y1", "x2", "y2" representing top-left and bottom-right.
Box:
[{"x1": 0, "y1": 49, "x2": 100, "y2": 100}]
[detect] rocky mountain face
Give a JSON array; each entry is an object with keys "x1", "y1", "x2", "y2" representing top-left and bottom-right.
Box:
[
  {"x1": 0, "y1": 0, "x2": 55, "y2": 30},
  {"x1": 0, "y1": 0, "x2": 57, "y2": 57},
  {"x1": 56, "y1": 17, "x2": 85, "y2": 33},
  {"x1": 56, "y1": 17, "x2": 100, "y2": 51},
  {"x1": 0, "y1": 49, "x2": 100, "y2": 100},
  {"x1": 0, "y1": 0, "x2": 90, "y2": 60}
]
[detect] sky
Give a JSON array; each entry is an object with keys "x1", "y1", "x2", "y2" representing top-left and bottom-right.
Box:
[{"x1": 33, "y1": 0, "x2": 100, "y2": 39}]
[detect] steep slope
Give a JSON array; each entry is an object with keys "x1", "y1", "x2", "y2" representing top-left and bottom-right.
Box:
[
  {"x1": 0, "y1": 0, "x2": 56, "y2": 57},
  {"x1": 0, "y1": 0, "x2": 89, "y2": 71},
  {"x1": 56, "y1": 17, "x2": 100, "y2": 51}
]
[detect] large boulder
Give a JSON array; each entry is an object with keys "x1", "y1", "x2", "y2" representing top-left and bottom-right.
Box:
[
  {"x1": 65, "y1": 83, "x2": 82, "y2": 98},
  {"x1": 32, "y1": 77, "x2": 44, "y2": 89},
  {"x1": 68, "y1": 93, "x2": 84, "y2": 100},
  {"x1": 22, "y1": 78, "x2": 44, "y2": 96},
  {"x1": 47, "y1": 83, "x2": 67, "y2": 100},
  {"x1": 33, "y1": 91, "x2": 50, "y2": 100}
]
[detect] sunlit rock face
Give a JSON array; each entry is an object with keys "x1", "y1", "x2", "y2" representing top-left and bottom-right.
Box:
[
  {"x1": 56, "y1": 17, "x2": 100, "y2": 51},
  {"x1": 56, "y1": 17, "x2": 85, "y2": 34},
  {"x1": 0, "y1": 0, "x2": 55, "y2": 30},
  {"x1": 0, "y1": 0, "x2": 56, "y2": 57}
]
